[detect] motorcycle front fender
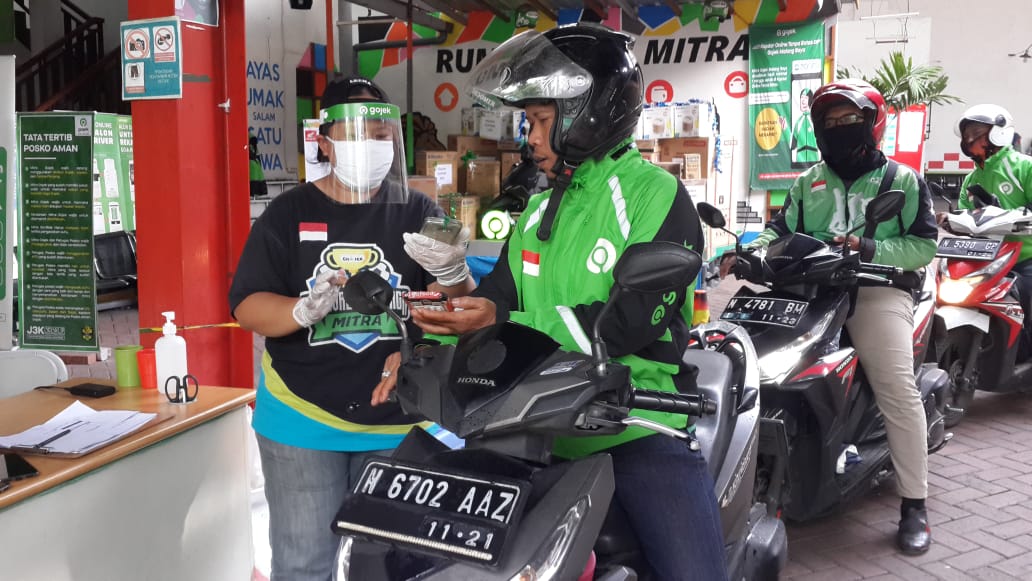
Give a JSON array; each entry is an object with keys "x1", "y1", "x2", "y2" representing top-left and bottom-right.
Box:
[{"x1": 937, "y1": 305, "x2": 990, "y2": 334}]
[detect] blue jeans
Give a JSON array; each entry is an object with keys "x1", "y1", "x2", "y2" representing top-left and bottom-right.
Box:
[
  {"x1": 608, "y1": 435, "x2": 728, "y2": 581},
  {"x1": 257, "y1": 434, "x2": 390, "y2": 581}
]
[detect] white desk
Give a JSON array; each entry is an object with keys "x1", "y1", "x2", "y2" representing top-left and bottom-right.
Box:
[{"x1": 0, "y1": 381, "x2": 256, "y2": 581}]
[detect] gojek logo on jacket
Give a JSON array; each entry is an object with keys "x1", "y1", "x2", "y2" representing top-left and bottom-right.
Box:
[{"x1": 302, "y1": 243, "x2": 411, "y2": 353}]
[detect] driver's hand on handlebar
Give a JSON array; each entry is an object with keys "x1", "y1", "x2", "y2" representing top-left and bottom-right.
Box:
[
  {"x1": 371, "y1": 351, "x2": 402, "y2": 406},
  {"x1": 411, "y1": 296, "x2": 497, "y2": 336},
  {"x1": 832, "y1": 234, "x2": 862, "y2": 251},
  {"x1": 718, "y1": 252, "x2": 738, "y2": 279}
]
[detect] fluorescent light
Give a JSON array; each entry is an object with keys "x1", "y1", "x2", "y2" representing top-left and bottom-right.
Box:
[{"x1": 860, "y1": 11, "x2": 919, "y2": 20}]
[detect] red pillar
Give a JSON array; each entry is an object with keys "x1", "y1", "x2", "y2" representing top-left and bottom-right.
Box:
[{"x1": 129, "y1": 0, "x2": 253, "y2": 388}]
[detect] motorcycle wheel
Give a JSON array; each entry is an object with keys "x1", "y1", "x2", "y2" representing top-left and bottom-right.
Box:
[{"x1": 939, "y1": 330, "x2": 977, "y2": 428}]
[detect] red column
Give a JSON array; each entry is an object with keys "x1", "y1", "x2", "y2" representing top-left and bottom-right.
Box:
[{"x1": 129, "y1": 0, "x2": 252, "y2": 388}]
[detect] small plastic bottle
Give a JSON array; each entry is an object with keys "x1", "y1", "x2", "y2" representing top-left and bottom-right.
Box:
[{"x1": 154, "y1": 311, "x2": 189, "y2": 393}]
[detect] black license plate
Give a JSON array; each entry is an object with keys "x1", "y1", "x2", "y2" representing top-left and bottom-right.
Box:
[
  {"x1": 936, "y1": 237, "x2": 1001, "y2": 260},
  {"x1": 333, "y1": 460, "x2": 529, "y2": 566},
  {"x1": 720, "y1": 295, "x2": 808, "y2": 327}
]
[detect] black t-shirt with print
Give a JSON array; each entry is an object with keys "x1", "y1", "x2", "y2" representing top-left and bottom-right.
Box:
[{"x1": 229, "y1": 180, "x2": 443, "y2": 425}]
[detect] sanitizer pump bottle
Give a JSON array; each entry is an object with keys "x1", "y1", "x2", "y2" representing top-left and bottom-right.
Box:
[{"x1": 154, "y1": 311, "x2": 189, "y2": 391}]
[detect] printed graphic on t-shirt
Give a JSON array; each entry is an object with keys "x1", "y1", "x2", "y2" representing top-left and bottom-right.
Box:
[{"x1": 303, "y1": 243, "x2": 412, "y2": 353}]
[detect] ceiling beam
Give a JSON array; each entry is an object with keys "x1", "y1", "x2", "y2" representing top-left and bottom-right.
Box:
[
  {"x1": 524, "y1": 0, "x2": 558, "y2": 23},
  {"x1": 346, "y1": 0, "x2": 450, "y2": 32},
  {"x1": 414, "y1": 0, "x2": 468, "y2": 25},
  {"x1": 471, "y1": 0, "x2": 511, "y2": 22}
]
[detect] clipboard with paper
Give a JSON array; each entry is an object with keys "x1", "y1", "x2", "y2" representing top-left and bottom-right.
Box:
[{"x1": 0, "y1": 401, "x2": 172, "y2": 458}]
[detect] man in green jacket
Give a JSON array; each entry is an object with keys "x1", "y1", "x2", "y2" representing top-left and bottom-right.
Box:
[
  {"x1": 954, "y1": 104, "x2": 1032, "y2": 353},
  {"x1": 402, "y1": 24, "x2": 725, "y2": 581},
  {"x1": 791, "y1": 87, "x2": 820, "y2": 165},
  {"x1": 723, "y1": 79, "x2": 938, "y2": 555}
]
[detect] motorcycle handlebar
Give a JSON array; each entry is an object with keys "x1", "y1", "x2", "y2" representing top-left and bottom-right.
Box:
[
  {"x1": 631, "y1": 389, "x2": 717, "y2": 417},
  {"x1": 858, "y1": 263, "x2": 903, "y2": 278}
]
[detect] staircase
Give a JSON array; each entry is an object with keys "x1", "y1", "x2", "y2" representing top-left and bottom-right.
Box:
[{"x1": 14, "y1": 0, "x2": 127, "y2": 114}]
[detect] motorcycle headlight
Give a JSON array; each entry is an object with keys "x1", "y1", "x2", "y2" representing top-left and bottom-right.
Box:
[
  {"x1": 938, "y1": 276, "x2": 986, "y2": 304},
  {"x1": 509, "y1": 497, "x2": 589, "y2": 581},
  {"x1": 758, "y1": 308, "x2": 837, "y2": 384},
  {"x1": 938, "y1": 248, "x2": 1014, "y2": 305}
]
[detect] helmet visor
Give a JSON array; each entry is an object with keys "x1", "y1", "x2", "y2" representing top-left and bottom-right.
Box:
[
  {"x1": 319, "y1": 103, "x2": 409, "y2": 204},
  {"x1": 467, "y1": 30, "x2": 592, "y2": 110}
]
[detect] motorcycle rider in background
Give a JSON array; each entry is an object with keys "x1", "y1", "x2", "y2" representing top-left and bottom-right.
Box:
[
  {"x1": 721, "y1": 80, "x2": 938, "y2": 554},
  {"x1": 947, "y1": 105, "x2": 1032, "y2": 354},
  {"x1": 396, "y1": 23, "x2": 727, "y2": 581}
]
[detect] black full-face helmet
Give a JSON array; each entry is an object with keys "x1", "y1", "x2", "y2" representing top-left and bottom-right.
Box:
[{"x1": 468, "y1": 23, "x2": 643, "y2": 166}]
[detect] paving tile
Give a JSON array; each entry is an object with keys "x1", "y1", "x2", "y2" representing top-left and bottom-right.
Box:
[
  {"x1": 961, "y1": 530, "x2": 1027, "y2": 559},
  {"x1": 944, "y1": 547, "x2": 1006, "y2": 571},
  {"x1": 971, "y1": 566, "x2": 1024, "y2": 581}
]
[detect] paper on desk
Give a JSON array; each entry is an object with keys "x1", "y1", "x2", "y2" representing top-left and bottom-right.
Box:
[{"x1": 0, "y1": 401, "x2": 157, "y2": 455}]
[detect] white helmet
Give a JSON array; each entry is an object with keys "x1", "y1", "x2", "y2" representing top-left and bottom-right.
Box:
[{"x1": 955, "y1": 104, "x2": 1015, "y2": 148}]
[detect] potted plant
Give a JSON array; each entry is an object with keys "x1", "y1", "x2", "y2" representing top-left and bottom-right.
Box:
[{"x1": 838, "y1": 51, "x2": 961, "y2": 137}]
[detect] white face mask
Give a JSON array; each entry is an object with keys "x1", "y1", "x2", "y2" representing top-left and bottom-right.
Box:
[{"x1": 328, "y1": 139, "x2": 395, "y2": 192}]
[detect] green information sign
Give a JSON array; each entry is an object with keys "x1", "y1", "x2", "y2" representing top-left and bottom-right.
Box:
[
  {"x1": 92, "y1": 113, "x2": 135, "y2": 233},
  {"x1": 0, "y1": 147, "x2": 6, "y2": 301},
  {"x1": 17, "y1": 113, "x2": 99, "y2": 351},
  {"x1": 749, "y1": 21, "x2": 825, "y2": 191}
]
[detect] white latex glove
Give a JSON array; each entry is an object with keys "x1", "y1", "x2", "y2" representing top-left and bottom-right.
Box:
[
  {"x1": 402, "y1": 228, "x2": 471, "y2": 286},
  {"x1": 292, "y1": 268, "x2": 346, "y2": 328}
]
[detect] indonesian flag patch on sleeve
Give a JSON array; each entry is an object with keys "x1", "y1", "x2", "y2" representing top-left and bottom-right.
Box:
[
  {"x1": 522, "y1": 250, "x2": 540, "y2": 276},
  {"x1": 811, "y1": 180, "x2": 827, "y2": 192},
  {"x1": 299, "y1": 222, "x2": 328, "y2": 242}
]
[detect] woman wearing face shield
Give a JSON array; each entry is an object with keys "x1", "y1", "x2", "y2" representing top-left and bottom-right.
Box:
[{"x1": 229, "y1": 76, "x2": 474, "y2": 581}]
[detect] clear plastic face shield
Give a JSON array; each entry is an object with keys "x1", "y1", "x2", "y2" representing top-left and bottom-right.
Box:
[
  {"x1": 319, "y1": 102, "x2": 409, "y2": 204},
  {"x1": 466, "y1": 30, "x2": 593, "y2": 111}
]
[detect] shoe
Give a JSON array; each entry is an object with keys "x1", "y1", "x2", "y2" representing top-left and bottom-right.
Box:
[{"x1": 897, "y1": 507, "x2": 931, "y2": 555}]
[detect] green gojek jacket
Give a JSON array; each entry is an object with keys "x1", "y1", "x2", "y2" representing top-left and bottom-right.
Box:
[
  {"x1": 473, "y1": 139, "x2": 706, "y2": 459},
  {"x1": 959, "y1": 146, "x2": 1032, "y2": 263},
  {"x1": 750, "y1": 159, "x2": 938, "y2": 271}
]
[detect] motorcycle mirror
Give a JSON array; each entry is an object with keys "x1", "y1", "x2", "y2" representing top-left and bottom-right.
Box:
[
  {"x1": 590, "y1": 242, "x2": 702, "y2": 375},
  {"x1": 612, "y1": 242, "x2": 703, "y2": 294},
  {"x1": 343, "y1": 268, "x2": 412, "y2": 360},
  {"x1": 929, "y1": 181, "x2": 954, "y2": 213},
  {"x1": 865, "y1": 189, "x2": 907, "y2": 224},
  {"x1": 697, "y1": 202, "x2": 742, "y2": 252},
  {"x1": 697, "y1": 202, "x2": 726, "y2": 229}
]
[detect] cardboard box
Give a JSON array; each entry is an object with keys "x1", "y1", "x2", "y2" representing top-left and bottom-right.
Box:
[
  {"x1": 657, "y1": 137, "x2": 710, "y2": 179},
  {"x1": 641, "y1": 106, "x2": 674, "y2": 139},
  {"x1": 415, "y1": 150, "x2": 462, "y2": 199},
  {"x1": 466, "y1": 159, "x2": 502, "y2": 203},
  {"x1": 447, "y1": 135, "x2": 499, "y2": 157},
  {"x1": 673, "y1": 103, "x2": 713, "y2": 138},
  {"x1": 407, "y1": 175, "x2": 439, "y2": 201},
  {"x1": 683, "y1": 154, "x2": 703, "y2": 180},
  {"x1": 461, "y1": 107, "x2": 484, "y2": 136},
  {"x1": 479, "y1": 110, "x2": 525, "y2": 144}
]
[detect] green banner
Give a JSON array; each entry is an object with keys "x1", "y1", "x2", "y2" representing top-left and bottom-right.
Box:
[
  {"x1": 116, "y1": 115, "x2": 136, "y2": 231},
  {"x1": 0, "y1": 147, "x2": 6, "y2": 300},
  {"x1": 749, "y1": 21, "x2": 825, "y2": 190},
  {"x1": 18, "y1": 113, "x2": 99, "y2": 351},
  {"x1": 91, "y1": 113, "x2": 135, "y2": 233}
]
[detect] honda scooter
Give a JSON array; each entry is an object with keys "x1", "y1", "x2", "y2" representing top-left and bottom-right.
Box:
[
  {"x1": 330, "y1": 242, "x2": 787, "y2": 580},
  {"x1": 699, "y1": 191, "x2": 950, "y2": 522},
  {"x1": 935, "y1": 190, "x2": 1032, "y2": 426}
]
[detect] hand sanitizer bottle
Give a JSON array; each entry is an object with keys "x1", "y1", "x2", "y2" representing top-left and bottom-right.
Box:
[{"x1": 154, "y1": 311, "x2": 189, "y2": 393}]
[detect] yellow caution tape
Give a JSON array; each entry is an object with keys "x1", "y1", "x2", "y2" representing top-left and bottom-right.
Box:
[{"x1": 139, "y1": 322, "x2": 241, "y2": 333}]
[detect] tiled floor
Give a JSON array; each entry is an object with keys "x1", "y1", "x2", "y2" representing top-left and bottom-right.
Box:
[{"x1": 76, "y1": 284, "x2": 1032, "y2": 579}]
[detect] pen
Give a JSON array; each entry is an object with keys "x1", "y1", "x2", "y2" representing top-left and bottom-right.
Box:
[{"x1": 33, "y1": 428, "x2": 72, "y2": 449}]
